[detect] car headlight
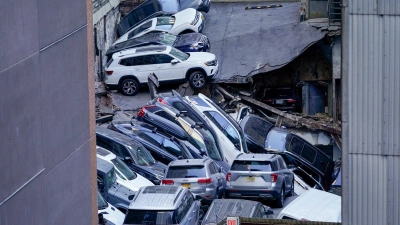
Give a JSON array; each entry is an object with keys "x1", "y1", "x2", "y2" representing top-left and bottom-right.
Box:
[
  {"x1": 191, "y1": 12, "x2": 200, "y2": 25},
  {"x1": 205, "y1": 59, "x2": 217, "y2": 66}
]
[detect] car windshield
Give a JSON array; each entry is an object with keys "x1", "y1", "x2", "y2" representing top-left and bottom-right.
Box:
[
  {"x1": 128, "y1": 20, "x2": 153, "y2": 39},
  {"x1": 128, "y1": 146, "x2": 156, "y2": 166},
  {"x1": 265, "y1": 129, "x2": 287, "y2": 151},
  {"x1": 124, "y1": 210, "x2": 177, "y2": 225},
  {"x1": 158, "y1": 33, "x2": 178, "y2": 46},
  {"x1": 199, "y1": 129, "x2": 223, "y2": 161},
  {"x1": 231, "y1": 160, "x2": 272, "y2": 172},
  {"x1": 111, "y1": 157, "x2": 137, "y2": 180},
  {"x1": 97, "y1": 192, "x2": 108, "y2": 210},
  {"x1": 166, "y1": 165, "x2": 206, "y2": 178},
  {"x1": 169, "y1": 47, "x2": 189, "y2": 61}
]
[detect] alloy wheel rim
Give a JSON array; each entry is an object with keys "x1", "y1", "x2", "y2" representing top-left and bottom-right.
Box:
[
  {"x1": 123, "y1": 81, "x2": 136, "y2": 94},
  {"x1": 193, "y1": 73, "x2": 205, "y2": 87}
]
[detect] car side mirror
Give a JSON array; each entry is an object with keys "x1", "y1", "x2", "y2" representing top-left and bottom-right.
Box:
[
  {"x1": 287, "y1": 164, "x2": 296, "y2": 169},
  {"x1": 124, "y1": 157, "x2": 133, "y2": 163},
  {"x1": 171, "y1": 59, "x2": 179, "y2": 64},
  {"x1": 218, "y1": 167, "x2": 222, "y2": 173},
  {"x1": 234, "y1": 143, "x2": 240, "y2": 150}
]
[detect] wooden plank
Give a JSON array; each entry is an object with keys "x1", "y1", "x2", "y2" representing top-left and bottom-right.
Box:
[{"x1": 240, "y1": 96, "x2": 341, "y2": 135}]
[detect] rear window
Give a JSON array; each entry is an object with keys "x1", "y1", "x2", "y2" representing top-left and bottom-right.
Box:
[
  {"x1": 166, "y1": 165, "x2": 206, "y2": 178},
  {"x1": 231, "y1": 160, "x2": 275, "y2": 172},
  {"x1": 243, "y1": 116, "x2": 273, "y2": 146}
]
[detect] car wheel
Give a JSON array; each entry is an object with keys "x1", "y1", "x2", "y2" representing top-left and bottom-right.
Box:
[
  {"x1": 275, "y1": 187, "x2": 285, "y2": 208},
  {"x1": 120, "y1": 78, "x2": 139, "y2": 96},
  {"x1": 189, "y1": 71, "x2": 206, "y2": 89},
  {"x1": 287, "y1": 180, "x2": 295, "y2": 197}
]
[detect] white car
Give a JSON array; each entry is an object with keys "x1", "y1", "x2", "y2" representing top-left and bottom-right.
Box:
[
  {"x1": 96, "y1": 146, "x2": 154, "y2": 192},
  {"x1": 98, "y1": 191, "x2": 125, "y2": 225},
  {"x1": 277, "y1": 189, "x2": 341, "y2": 222},
  {"x1": 113, "y1": 8, "x2": 205, "y2": 45},
  {"x1": 104, "y1": 45, "x2": 218, "y2": 95}
]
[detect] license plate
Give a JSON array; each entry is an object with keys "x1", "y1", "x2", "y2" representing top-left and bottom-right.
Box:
[
  {"x1": 246, "y1": 177, "x2": 255, "y2": 182},
  {"x1": 275, "y1": 100, "x2": 284, "y2": 104},
  {"x1": 181, "y1": 183, "x2": 191, "y2": 189}
]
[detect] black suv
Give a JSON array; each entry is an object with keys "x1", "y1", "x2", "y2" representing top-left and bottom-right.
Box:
[
  {"x1": 96, "y1": 126, "x2": 166, "y2": 184},
  {"x1": 109, "y1": 119, "x2": 198, "y2": 166}
]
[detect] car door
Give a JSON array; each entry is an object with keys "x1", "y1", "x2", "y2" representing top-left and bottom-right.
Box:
[
  {"x1": 209, "y1": 162, "x2": 224, "y2": 194},
  {"x1": 277, "y1": 158, "x2": 292, "y2": 192},
  {"x1": 177, "y1": 192, "x2": 197, "y2": 225},
  {"x1": 154, "y1": 53, "x2": 184, "y2": 81},
  {"x1": 133, "y1": 55, "x2": 159, "y2": 83}
]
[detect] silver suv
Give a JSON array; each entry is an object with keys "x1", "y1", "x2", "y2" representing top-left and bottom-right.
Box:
[
  {"x1": 124, "y1": 186, "x2": 202, "y2": 225},
  {"x1": 225, "y1": 154, "x2": 294, "y2": 208},
  {"x1": 163, "y1": 158, "x2": 226, "y2": 202}
]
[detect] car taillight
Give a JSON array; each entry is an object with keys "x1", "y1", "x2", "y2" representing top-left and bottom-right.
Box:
[
  {"x1": 105, "y1": 70, "x2": 113, "y2": 75},
  {"x1": 137, "y1": 108, "x2": 145, "y2": 117},
  {"x1": 198, "y1": 178, "x2": 212, "y2": 185},
  {"x1": 137, "y1": 105, "x2": 155, "y2": 118},
  {"x1": 286, "y1": 99, "x2": 296, "y2": 103},
  {"x1": 157, "y1": 98, "x2": 168, "y2": 105},
  {"x1": 270, "y1": 174, "x2": 278, "y2": 183},
  {"x1": 264, "y1": 99, "x2": 272, "y2": 103},
  {"x1": 162, "y1": 179, "x2": 174, "y2": 185},
  {"x1": 226, "y1": 173, "x2": 231, "y2": 181}
]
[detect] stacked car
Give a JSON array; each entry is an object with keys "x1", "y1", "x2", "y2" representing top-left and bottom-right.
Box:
[{"x1": 95, "y1": 2, "x2": 341, "y2": 224}]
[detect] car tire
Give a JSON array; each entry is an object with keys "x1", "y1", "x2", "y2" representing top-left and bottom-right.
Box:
[
  {"x1": 189, "y1": 71, "x2": 206, "y2": 89},
  {"x1": 275, "y1": 187, "x2": 285, "y2": 208},
  {"x1": 287, "y1": 180, "x2": 295, "y2": 197},
  {"x1": 120, "y1": 78, "x2": 139, "y2": 96}
]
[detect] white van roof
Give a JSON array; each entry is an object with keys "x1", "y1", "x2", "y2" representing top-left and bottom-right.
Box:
[{"x1": 277, "y1": 189, "x2": 341, "y2": 222}]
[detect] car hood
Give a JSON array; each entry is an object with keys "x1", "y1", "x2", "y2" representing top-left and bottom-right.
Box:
[
  {"x1": 108, "y1": 182, "x2": 136, "y2": 205},
  {"x1": 99, "y1": 204, "x2": 125, "y2": 225},
  {"x1": 174, "y1": 33, "x2": 204, "y2": 46},
  {"x1": 116, "y1": 175, "x2": 154, "y2": 192},
  {"x1": 173, "y1": 8, "x2": 197, "y2": 27},
  {"x1": 137, "y1": 161, "x2": 166, "y2": 178},
  {"x1": 186, "y1": 52, "x2": 216, "y2": 62}
]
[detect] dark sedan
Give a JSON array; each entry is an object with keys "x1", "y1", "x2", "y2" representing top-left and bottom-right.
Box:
[
  {"x1": 106, "y1": 32, "x2": 210, "y2": 62},
  {"x1": 109, "y1": 120, "x2": 198, "y2": 166}
]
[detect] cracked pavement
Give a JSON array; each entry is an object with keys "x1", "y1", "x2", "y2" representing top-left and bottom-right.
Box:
[{"x1": 202, "y1": 2, "x2": 326, "y2": 82}]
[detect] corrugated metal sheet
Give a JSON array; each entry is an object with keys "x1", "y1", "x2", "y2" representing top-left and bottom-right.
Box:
[
  {"x1": 350, "y1": 0, "x2": 378, "y2": 14},
  {"x1": 348, "y1": 14, "x2": 400, "y2": 156},
  {"x1": 347, "y1": 154, "x2": 398, "y2": 225},
  {"x1": 344, "y1": 0, "x2": 400, "y2": 224},
  {"x1": 378, "y1": 0, "x2": 400, "y2": 15}
]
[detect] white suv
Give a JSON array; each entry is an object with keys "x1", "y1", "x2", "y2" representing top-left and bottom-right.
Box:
[
  {"x1": 104, "y1": 46, "x2": 218, "y2": 95},
  {"x1": 113, "y1": 8, "x2": 205, "y2": 45}
]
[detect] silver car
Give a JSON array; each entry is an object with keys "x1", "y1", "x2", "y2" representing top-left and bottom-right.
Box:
[
  {"x1": 225, "y1": 153, "x2": 294, "y2": 208},
  {"x1": 163, "y1": 158, "x2": 226, "y2": 202}
]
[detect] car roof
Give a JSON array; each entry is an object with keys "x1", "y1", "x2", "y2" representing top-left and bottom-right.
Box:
[
  {"x1": 278, "y1": 189, "x2": 341, "y2": 222},
  {"x1": 129, "y1": 186, "x2": 186, "y2": 210},
  {"x1": 96, "y1": 146, "x2": 116, "y2": 161},
  {"x1": 235, "y1": 153, "x2": 277, "y2": 161},
  {"x1": 202, "y1": 199, "x2": 261, "y2": 225},
  {"x1": 97, "y1": 157, "x2": 114, "y2": 173},
  {"x1": 112, "y1": 45, "x2": 170, "y2": 59},
  {"x1": 168, "y1": 158, "x2": 209, "y2": 167},
  {"x1": 96, "y1": 126, "x2": 143, "y2": 149}
]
